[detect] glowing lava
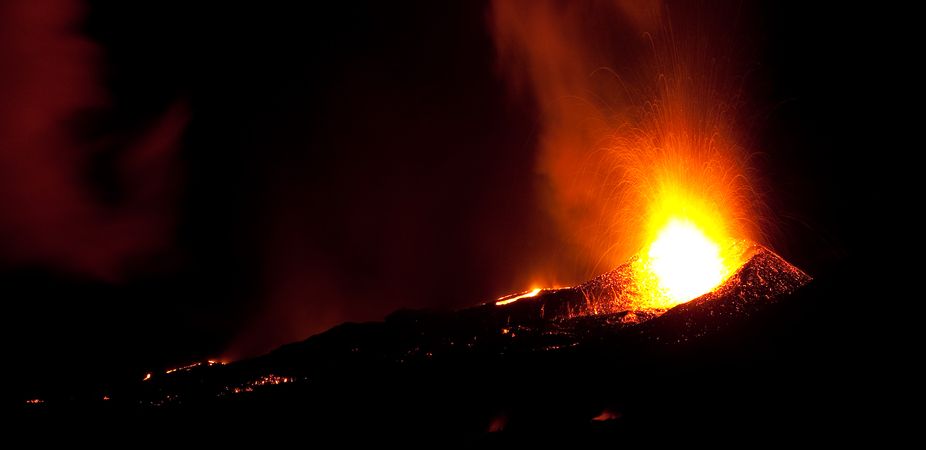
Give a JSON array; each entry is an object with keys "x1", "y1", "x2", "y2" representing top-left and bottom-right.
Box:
[
  {"x1": 164, "y1": 359, "x2": 225, "y2": 374},
  {"x1": 645, "y1": 219, "x2": 726, "y2": 303},
  {"x1": 632, "y1": 212, "x2": 745, "y2": 309},
  {"x1": 495, "y1": 288, "x2": 542, "y2": 306},
  {"x1": 491, "y1": 210, "x2": 747, "y2": 312}
]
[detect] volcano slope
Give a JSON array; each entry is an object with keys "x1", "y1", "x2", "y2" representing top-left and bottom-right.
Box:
[{"x1": 27, "y1": 243, "x2": 859, "y2": 441}]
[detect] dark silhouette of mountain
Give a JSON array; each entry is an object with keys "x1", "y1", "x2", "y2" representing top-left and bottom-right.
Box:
[{"x1": 23, "y1": 244, "x2": 853, "y2": 442}]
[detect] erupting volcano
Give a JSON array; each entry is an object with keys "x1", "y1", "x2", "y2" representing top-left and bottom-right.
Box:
[
  {"x1": 630, "y1": 215, "x2": 748, "y2": 310},
  {"x1": 490, "y1": 238, "x2": 807, "y2": 325},
  {"x1": 63, "y1": 238, "x2": 811, "y2": 437},
  {"x1": 643, "y1": 218, "x2": 733, "y2": 304},
  {"x1": 13, "y1": 0, "x2": 864, "y2": 442}
]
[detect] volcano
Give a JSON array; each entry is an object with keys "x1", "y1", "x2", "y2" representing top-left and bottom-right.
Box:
[
  {"x1": 490, "y1": 241, "x2": 808, "y2": 325},
  {"x1": 26, "y1": 244, "x2": 818, "y2": 439}
]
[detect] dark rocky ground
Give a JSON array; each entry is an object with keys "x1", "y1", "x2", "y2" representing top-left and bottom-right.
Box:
[{"x1": 18, "y1": 245, "x2": 884, "y2": 443}]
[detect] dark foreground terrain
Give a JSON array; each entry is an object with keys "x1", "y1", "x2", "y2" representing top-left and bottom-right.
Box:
[{"x1": 18, "y1": 246, "x2": 878, "y2": 442}]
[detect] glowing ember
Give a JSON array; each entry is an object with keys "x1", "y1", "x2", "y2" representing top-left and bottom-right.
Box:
[
  {"x1": 165, "y1": 365, "x2": 191, "y2": 374},
  {"x1": 592, "y1": 409, "x2": 621, "y2": 422},
  {"x1": 25, "y1": 398, "x2": 44, "y2": 405},
  {"x1": 495, "y1": 288, "x2": 542, "y2": 306},
  {"x1": 143, "y1": 373, "x2": 152, "y2": 381},
  {"x1": 224, "y1": 374, "x2": 294, "y2": 395},
  {"x1": 643, "y1": 218, "x2": 729, "y2": 305},
  {"x1": 164, "y1": 359, "x2": 225, "y2": 375}
]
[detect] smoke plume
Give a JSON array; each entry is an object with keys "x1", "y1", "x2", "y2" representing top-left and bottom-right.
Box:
[{"x1": 0, "y1": 0, "x2": 187, "y2": 280}]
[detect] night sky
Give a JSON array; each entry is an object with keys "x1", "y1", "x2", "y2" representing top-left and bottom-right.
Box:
[{"x1": 4, "y1": 1, "x2": 884, "y2": 400}]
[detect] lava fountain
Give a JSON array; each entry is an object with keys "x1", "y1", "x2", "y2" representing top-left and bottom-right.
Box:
[
  {"x1": 639, "y1": 219, "x2": 732, "y2": 306},
  {"x1": 490, "y1": 0, "x2": 766, "y2": 310}
]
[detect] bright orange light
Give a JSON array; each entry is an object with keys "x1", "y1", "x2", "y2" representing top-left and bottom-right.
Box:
[
  {"x1": 645, "y1": 218, "x2": 726, "y2": 303},
  {"x1": 143, "y1": 373, "x2": 152, "y2": 381},
  {"x1": 490, "y1": 1, "x2": 764, "y2": 292},
  {"x1": 495, "y1": 288, "x2": 542, "y2": 306},
  {"x1": 631, "y1": 195, "x2": 746, "y2": 309}
]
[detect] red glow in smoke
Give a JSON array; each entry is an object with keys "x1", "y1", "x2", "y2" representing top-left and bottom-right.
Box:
[{"x1": 0, "y1": 0, "x2": 187, "y2": 279}]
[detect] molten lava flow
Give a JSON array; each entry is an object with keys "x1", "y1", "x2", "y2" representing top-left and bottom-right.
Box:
[
  {"x1": 164, "y1": 359, "x2": 225, "y2": 375},
  {"x1": 495, "y1": 288, "x2": 542, "y2": 306}
]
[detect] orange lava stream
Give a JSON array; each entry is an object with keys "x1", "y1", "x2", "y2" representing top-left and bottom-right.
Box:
[{"x1": 495, "y1": 288, "x2": 543, "y2": 306}]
